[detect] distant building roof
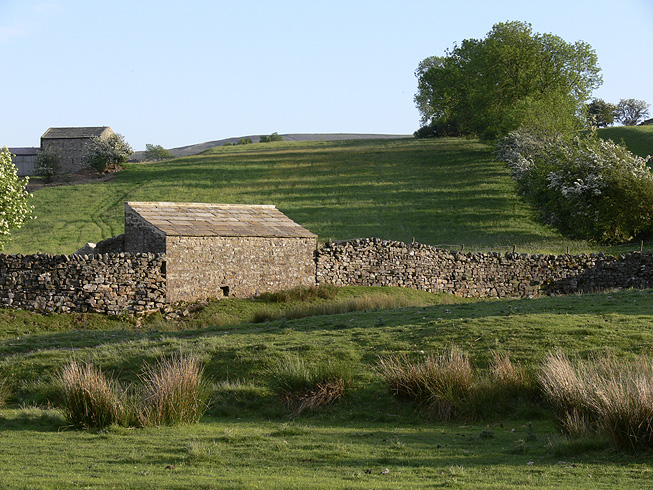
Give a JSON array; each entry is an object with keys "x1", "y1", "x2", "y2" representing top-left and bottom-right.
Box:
[
  {"x1": 8, "y1": 147, "x2": 40, "y2": 156},
  {"x1": 41, "y1": 127, "x2": 112, "y2": 139},
  {"x1": 126, "y1": 202, "x2": 317, "y2": 239}
]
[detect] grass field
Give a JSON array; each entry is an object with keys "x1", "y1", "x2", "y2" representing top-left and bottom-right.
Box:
[
  {"x1": 2, "y1": 287, "x2": 653, "y2": 488},
  {"x1": 598, "y1": 125, "x2": 653, "y2": 158},
  {"x1": 4, "y1": 137, "x2": 622, "y2": 255},
  {"x1": 2, "y1": 129, "x2": 653, "y2": 488}
]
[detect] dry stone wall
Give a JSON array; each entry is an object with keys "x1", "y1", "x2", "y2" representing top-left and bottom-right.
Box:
[
  {"x1": 0, "y1": 252, "x2": 165, "y2": 315},
  {"x1": 4, "y1": 236, "x2": 653, "y2": 317},
  {"x1": 316, "y1": 238, "x2": 653, "y2": 298}
]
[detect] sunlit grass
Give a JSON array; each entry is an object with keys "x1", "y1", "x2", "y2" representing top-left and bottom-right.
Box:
[
  {"x1": 5, "y1": 137, "x2": 600, "y2": 255},
  {"x1": 1, "y1": 288, "x2": 653, "y2": 486}
]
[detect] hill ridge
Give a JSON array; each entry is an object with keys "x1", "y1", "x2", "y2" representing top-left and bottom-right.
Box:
[{"x1": 133, "y1": 133, "x2": 411, "y2": 160}]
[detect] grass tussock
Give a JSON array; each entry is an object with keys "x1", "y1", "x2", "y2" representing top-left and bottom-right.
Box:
[
  {"x1": 0, "y1": 374, "x2": 11, "y2": 408},
  {"x1": 490, "y1": 351, "x2": 529, "y2": 393},
  {"x1": 539, "y1": 352, "x2": 653, "y2": 451},
  {"x1": 252, "y1": 292, "x2": 428, "y2": 324},
  {"x1": 269, "y1": 356, "x2": 353, "y2": 414},
  {"x1": 376, "y1": 347, "x2": 473, "y2": 421},
  {"x1": 469, "y1": 351, "x2": 537, "y2": 419},
  {"x1": 138, "y1": 354, "x2": 210, "y2": 426},
  {"x1": 377, "y1": 348, "x2": 535, "y2": 421},
  {"x1": 58, "y1": 361, "x2": 125, "y2": 429},
  {"x1": 259, "y1": 284, "x2": 338, "y2": 303}
]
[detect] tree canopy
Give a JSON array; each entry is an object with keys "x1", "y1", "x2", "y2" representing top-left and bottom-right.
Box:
[
  {"x1": 586, "y1": 98, "x2": 617, "y2": 127},
  {"x1": 616, "y1": 98, "x2": 650, "y2": 126},
  {"x1": 144, "y1": 144, "x2": 173, "y2": 161},
  {"x1": 415, "y1": 21, "x2": 602, "y2": 140}
]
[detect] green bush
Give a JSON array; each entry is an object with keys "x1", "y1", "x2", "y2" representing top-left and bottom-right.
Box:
[
  {"x1": 269, "y1": 356, "x2": 353, "y2": 414},
  {"x1": 34, "y1": 150, "x2": 61, "y2": 181},
  {"x1": 497, "y1": 129, "x2": 653, "y2": 243},
  {"x1": 0, "y1": 147, "x2": 33, "y2": 250},
  {"x1": 58, "y1": 361, "x2": 126, "y2": 429},
  {"x1": 143, "y1": 144, "x2": 173, "y2": 161},
  {"x1": 137, "y1": 354, "x2": 210, "y2": 426}
]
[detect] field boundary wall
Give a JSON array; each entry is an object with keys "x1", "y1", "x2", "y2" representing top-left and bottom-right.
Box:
[
  {"x1": 2, "y1": 237, "x2": 653, "y2": 316},
  {"x1": 0, "y1": 253, "x2": 165, "y2": 315},
  {"x1": 316, "y1": 238, "x2": 653, "y2": 298}
]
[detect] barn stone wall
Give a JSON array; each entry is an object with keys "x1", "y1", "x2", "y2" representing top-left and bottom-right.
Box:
[
  {"x1": 40, "y1": 139, "x2": 89, "y2": 173},
  {"x1": 316, "y1": 238, "x2": 653, "y2": 298},
  {"x1": 165, "y1": 236, "x2": 316, "y2": 303},
  {"x1": 124, "y1": 205, "x2": 166, "y2": 254},
  {"x1": 0, "y1": 253, "x2": 165, "y2": 315}
]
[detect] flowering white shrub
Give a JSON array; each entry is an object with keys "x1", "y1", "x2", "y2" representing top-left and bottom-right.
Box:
[
  {"x1": 0, "y1": 147, "x2": 34, "y2": 248},
  {"x1": 83, "y1": 134, "x2": 133, "y2": 173},
  {"x1": 497, "y1": 129, "x2": 653, "y2": 243}
]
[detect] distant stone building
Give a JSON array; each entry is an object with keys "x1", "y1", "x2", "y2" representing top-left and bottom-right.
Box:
[
  {"x1": 124, "y1": 201, "x2": 318, "y2": 303},
  {"x1": 41, "y1": 126, "x2": 114, "y2": 173},
  {"x1": 8, "y1": 147, "x2": 40, "y2": 176}
]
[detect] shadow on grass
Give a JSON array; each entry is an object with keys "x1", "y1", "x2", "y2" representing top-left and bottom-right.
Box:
[
  {"x1": 2, "y1": 288, "x2": 653, "y2": 358},
  {"x1": 0, "y1": 408, "x2": 65, "y2": 432}
]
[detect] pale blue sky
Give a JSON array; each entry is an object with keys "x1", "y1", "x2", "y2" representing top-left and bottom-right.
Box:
[{"x1": 2, "y1": 0, "x2": 652, "y2": 150}]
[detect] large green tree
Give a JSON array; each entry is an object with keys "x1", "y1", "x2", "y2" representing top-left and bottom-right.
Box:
[
  {"x1": 586, "y1": 98, "x2": 617, "y2": 127},
  {"x1": 616, "y1": 98, "x2": 650, "y2": 126},
  {"x1": 414, "y1": 21, "x2": 602, "y2": 140}
]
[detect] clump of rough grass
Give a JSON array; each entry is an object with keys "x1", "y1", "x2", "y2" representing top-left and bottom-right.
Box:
[
  {"x1": 253, "y1": 293, "x2": 422, "y2": 323},
  {"x1": 138, "y1": 354, "x2": 210, "y2": 426},
  {"x1": 586, "y1": 356, "x2": 653, "y2": 451},
  {"x1": 469, "y1": 351, "x2": 535, "y2": 419},
  {"x1": 259, "y1": 284, "x2": 338, "y2": 303},
  {"x1": 377, "y1": 347, "x2": 473, "y2": 421},
  {"x1": 490, "y1": 351, "x2": 529, "y2": 394},
  {"x1": 538, "y1": 352, "x2": 600, "y2": 437},
  {"x1": 0, "y1": 374, "x2": 11, "y2": 408},
  {"x1": 269, "y1": 356, "x2": 353, "y2": 414},
  {"x1": 539, "y1": 352, "x2": 653, "y2": 451},
  {"x1": 58, "y1": 361, "x2": 125, "y2": 429}
]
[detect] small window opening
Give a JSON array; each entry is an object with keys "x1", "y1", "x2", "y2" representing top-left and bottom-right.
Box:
[{"x1": 220, "y1": 286, "x2": 230, "y2": 297}]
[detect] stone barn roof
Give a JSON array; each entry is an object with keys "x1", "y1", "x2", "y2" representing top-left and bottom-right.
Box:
[
  {"x1": 126, "y1": 202, "x2": 317, "y2": 238},
  {"x1": 41, "y1": 127, "x2": 113, "y2": 139},
  {"x1": 8, "y1": 147, "x2": 40, "y2": 156}
]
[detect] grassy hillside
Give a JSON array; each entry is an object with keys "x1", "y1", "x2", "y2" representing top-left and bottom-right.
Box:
[
  {"x1": 5, "y1": 137, "x2": 625, "y2": 255},
  {"x1": 598, "y1": 125, "x2": 653, "y2": 158}
]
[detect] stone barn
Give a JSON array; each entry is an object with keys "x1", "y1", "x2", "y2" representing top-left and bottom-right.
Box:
[
  {"x1": 8, "y1": 147, "x2": 40, "y2": 176},
  {"x1": 123, "y1": 201, "x2": 317, "y2": 303},
  {"x1": 41, "y1": 126, "x2": 114, "y2": 173}
]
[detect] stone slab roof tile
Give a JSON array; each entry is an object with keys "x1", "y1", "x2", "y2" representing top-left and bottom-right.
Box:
[
  {"x1": 127, "y1": 201, "x2": 317, "y2": 239},
  {"x1": 41, "y1": 127, "x2": 112, "y2": 139}
]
